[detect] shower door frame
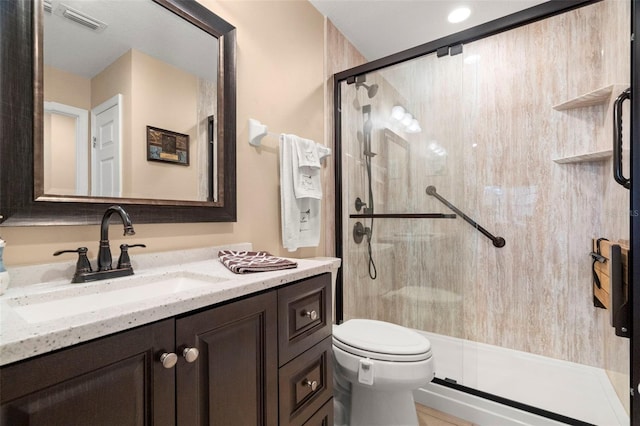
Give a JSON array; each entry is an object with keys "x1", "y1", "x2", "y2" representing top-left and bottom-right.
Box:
[
  {"x1": 332, "y1": 0, "x2": 640, "y2": 423},
  {"x1": 630, "y1": 0, "x2": 640, "y2": 423}
]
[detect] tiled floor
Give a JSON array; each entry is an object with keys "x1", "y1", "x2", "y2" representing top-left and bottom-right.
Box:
[{"x1": 416, "y1": 404, "x2": 474, "y2": 426}]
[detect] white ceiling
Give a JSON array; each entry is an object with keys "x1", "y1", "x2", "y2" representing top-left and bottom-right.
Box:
[
  {"x1": 309, "y1": 0, "x2": 548, "y2": 61},
  {"x1": 45, "y1": 0, "x2": 549, "y2": 82},
  {"x1": 44, "y1": 0, "x2": 218, "y2": 81}
]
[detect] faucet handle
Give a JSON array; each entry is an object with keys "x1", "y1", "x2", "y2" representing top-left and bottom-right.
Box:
[
  {"x1": 53, "y1": 247, "x2": 92, "y2": 274},
  {"x1": 117, "y1": 244, "x2": 146, "y2": 269}
]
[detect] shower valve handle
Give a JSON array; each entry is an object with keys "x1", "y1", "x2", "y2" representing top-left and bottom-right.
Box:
[
  {"x1": 353, "y1": 222, "x2": 371, "y2": 244},
  {"x1": 355, "y1": 197, "x2": 367, "y2": 212}
]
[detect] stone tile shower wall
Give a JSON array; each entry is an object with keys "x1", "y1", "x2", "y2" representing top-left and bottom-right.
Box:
[
  {"x1": 342, "y1": 52, "x2": 468, "y2": 339},
  {"x1": 339, "y1": 0, "x2": 629, "y2": 408}
]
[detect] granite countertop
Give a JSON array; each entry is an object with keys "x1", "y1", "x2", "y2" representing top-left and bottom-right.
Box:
[{"x1": 0, "y1": 243, "x2": 340, "y2": 366}]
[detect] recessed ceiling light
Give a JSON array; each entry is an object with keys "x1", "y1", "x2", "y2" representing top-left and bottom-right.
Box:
[{"x1": 448, "y1": 7, "x2": 471, "y2": 24}]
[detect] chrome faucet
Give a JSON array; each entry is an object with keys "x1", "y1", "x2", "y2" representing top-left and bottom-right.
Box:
[
  {"x1": 98, "y1": 205, "x2": 135, "y2": 271},
  {"x1": 54, "y1": 205, "x2": 145, "y2": 283}
]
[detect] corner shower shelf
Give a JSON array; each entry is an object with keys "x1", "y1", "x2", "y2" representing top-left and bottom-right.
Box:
[
  {"x1": 552, "y1": 83, "x2": 629, "y2": 164},
  {"x1": 552, "y1": 84, "x2": 622, "y2": 111},
  {"x1": 552, "y1": 150, "x2": 612, "y2": 164}
]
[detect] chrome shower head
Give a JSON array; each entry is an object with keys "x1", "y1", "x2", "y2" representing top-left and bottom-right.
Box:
[{"x1": 356, "y1": 82, "x2": 379, "y2": 99}]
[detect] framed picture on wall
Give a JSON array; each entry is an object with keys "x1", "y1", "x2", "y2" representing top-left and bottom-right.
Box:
[{"x1": 146, "y1": 126, "x2": 189, "y2": 166}]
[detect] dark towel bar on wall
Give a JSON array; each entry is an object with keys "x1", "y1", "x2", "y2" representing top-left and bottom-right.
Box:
[{"x1": 425, "y1": 186, "x2": 506, "y2": 248}]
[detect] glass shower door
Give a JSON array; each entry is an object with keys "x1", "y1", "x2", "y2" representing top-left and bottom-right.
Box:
[{"x1": 338, "y1": 49, "x2": 474, "y2": 386}]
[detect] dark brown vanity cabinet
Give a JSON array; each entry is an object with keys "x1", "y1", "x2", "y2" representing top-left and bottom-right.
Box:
[
  {"x1": 0, "y1": 319, "x2": 176, "y2": 426},
  {"x1": 0, "y1": 273, "x2": 332, "y2": 426}
]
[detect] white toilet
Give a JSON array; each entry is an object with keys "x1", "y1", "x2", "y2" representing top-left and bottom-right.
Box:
[{"x1": 332, "y1": 319, "x2": 435, "y2": 426}]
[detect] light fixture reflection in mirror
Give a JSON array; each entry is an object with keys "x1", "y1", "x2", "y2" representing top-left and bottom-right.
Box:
[{"x1": 42, "y1": 0, "x2": 218, "y2": 203}]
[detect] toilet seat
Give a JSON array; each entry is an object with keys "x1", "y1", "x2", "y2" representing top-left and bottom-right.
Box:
[{"x1": 333, "y1": 319, "x2": 432, "y2": 362}]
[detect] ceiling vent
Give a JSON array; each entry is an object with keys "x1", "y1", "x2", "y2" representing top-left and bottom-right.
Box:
[
  {"x1": 57, "y1": 3, "x2": 108, "y2": 32},
  {"x1": 43, "y1": 0, "x2": 53, "y2": 13}
]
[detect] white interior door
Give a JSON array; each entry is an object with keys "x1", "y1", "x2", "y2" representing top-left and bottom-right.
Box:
[{"x1": 91, "y1": 94, "x2": 122, "y2": 197}]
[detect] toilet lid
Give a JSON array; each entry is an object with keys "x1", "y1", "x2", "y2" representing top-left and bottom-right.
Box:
[{"x1": 333, "y1": 319, "x2": 432, "y2": 362}]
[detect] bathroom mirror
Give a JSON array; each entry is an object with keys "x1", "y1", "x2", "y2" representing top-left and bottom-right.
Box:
[{"x1": 0, "y1": 0, "x2": 237, "y2": 225}]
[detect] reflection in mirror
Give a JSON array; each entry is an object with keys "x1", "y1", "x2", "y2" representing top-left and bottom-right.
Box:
[
  {"x1": 43, "y1": 0, "x2": 218, "y2": 202},
  {"x1": 0, "y1": 0, "x2": 236, "y2": 225}
]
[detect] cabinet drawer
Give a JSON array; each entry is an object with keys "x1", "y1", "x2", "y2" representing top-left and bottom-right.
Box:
[
  {"x1": 279, "y1": 337, "x2": 333, "y2": 426},
  {"x1": 302, "y1": 398, "x2": 333, "y2": 426},
  {"x1": 278, "y1": 273, "x2": 332, "y2": 365}
]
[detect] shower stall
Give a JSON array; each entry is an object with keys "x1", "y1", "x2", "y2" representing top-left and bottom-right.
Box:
[{"x1": 334, "y1": 1, "x2": 632, "y2": 424}]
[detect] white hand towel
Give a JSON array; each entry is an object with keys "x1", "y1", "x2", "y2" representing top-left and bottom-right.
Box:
[
  {"x1": 280, "y1": 134, "x2": 322, "y2": 252},
  {"x1": 295, "y1": 137, "x2": 321, "y2": 169},
  {"x1": 291, "y1": 136, "x2": 323, "y2": 200}
]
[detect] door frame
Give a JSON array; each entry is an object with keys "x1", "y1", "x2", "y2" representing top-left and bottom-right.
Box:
[
  {"x1": 629, "y1": 0, "x2": 639, "y2": 422},
  {"x1": 43, "y1": 101, "x2": 89, "y2": 195},
  {"x1": 90, "y1": 94, "x2": 123, "y2": 197}
]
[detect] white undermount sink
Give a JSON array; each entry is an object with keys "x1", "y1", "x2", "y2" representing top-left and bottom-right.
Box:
[{"x1": 8, "y1": 271, "x2": 228, "y2": 324}]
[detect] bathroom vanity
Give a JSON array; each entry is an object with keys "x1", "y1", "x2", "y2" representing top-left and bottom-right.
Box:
[{"x1": 0, "y1": 246, "x2": 337, "y2": 425}]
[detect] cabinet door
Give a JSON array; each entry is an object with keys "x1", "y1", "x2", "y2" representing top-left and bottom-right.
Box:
[
  {"x1": 176, "y1": 291, "x2": 278, "y2": 426},
  {"x1": 0, "y1": 319, "x2": 175, "y2": 426}
]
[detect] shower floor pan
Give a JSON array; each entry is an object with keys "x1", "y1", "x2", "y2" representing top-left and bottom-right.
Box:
[{"x1": 413, "y1": 331, "x2": 629, "y2": 426}]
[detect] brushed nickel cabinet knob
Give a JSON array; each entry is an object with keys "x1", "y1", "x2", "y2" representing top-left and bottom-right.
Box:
[
  {"x1": 182, "y1": 347, "x2": 200, "y2": 363},
  {"x1": 160, "y1": 352, "x2": 178, "y2": 369},
  {"x1": 303, "y1": 309, "x2": 318, "y2": 321},
  {"x1": 303, "y1": 379, "x2": 318, "y2": 391}
]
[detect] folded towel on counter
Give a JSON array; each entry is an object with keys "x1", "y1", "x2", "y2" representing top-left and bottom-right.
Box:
[{"x1": 218, "y1": 250, "x2": 297, "y2": 274}]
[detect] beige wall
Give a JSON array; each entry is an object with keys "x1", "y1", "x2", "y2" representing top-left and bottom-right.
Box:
[
  {"x1": 43, "y1": 65, "x2": 91, "y2": 109},
  {"x1": 92, "y1": 50, "x2": 133, "y2": 194},
  {"x1": 43, "y1": 66, "x2": 91, "y2": 196},
  {"x1": 129, "y1": 50, "x2": 199, "y2": 201},
  {"x1": 2, "y1": 0, "x2": 326, "y2": 265},
  {"x1": 44, "y1": 113, "x2": 77, "y2": 194}
]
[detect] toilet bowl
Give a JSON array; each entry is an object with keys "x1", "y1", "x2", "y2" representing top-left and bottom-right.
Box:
[{"x1": 332, "y1": 319, "x2": 435, "y2": 426}]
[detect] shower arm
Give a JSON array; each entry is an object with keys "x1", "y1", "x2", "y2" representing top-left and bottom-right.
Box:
[{"x1": 426, "y1": 186, "x2": 506, "y2": 248}]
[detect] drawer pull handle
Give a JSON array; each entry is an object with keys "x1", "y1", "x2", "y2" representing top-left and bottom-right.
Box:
[
  {"x1": 182, "y1": 347, "x2": 200, "y2": 363},
  {"x1": 302, "y1": 309, "x2": 318, "y2": 320},
  {"x1": 160, "y1": 352, "x2": 178, "y2": 369},
  {"x1": 303, "y1": 379, "x2": 319, "y2": 391}
]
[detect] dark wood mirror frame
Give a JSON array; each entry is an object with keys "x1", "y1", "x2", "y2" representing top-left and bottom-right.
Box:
[{"x1": 0, "y1": 0, "x2": 236, "y2": 226}]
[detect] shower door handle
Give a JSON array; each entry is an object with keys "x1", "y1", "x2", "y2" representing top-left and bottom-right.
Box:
[
  {"x1": 610, "y1": 244, "x2": 630, "y2": 338},
  {"x1": 613, "y1": 88, "x2": 631, "y2": 189}
]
